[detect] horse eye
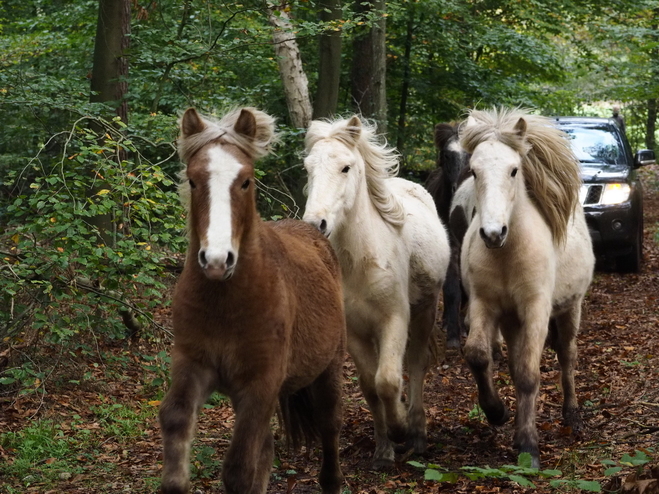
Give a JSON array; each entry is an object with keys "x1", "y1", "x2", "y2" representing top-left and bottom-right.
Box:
[
  {"x1": 241, "y1": 179, "x2": 250, "y2": 190},
  {"x1": 189, "y1": 179, "x2": 196, "y2": 189},
  {"x1": 511, "y1": 168, "x2": 518, "y2": 177},
  {"x1": 341, "y1": 166, "x2": 350, "y2": 173}
]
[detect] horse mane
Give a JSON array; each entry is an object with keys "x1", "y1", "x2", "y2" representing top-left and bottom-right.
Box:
[
  {"x1": 305, "y1": 116, "x2": 406, "y2": 227},
  {"x1": 460, "y1": 107, "x2": 581, "y2": 245},
  {"x1": 177, "y1": 107, "x2": 277, "y2": 164}
]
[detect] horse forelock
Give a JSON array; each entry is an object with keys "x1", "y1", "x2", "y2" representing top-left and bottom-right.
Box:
[
  {"x1": 461, "y1": 108, "x2": 581, "y2": 245},
  {"x1": 306, "y1": 117, "x2": 405, "y2": 228},
  {"x1": 178, "y1": 107, "x2": 277, "y2": 165}
]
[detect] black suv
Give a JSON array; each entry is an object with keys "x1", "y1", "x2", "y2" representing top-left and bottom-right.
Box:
[{"x1": 554, "y1": 117, "x2": 656, "y2": 273}]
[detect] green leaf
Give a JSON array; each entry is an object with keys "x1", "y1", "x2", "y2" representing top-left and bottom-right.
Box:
[
  {"x1": 576, "y1": 480, "x2": 602, "y2": 492},
  {"x1": 407, "y1": 461, "x2": 425, "y2": 469},
  {"x1": 604, "y1": 467, "x2": 622, "y2": 476},
  {"x1": 424, "y1": 469, "x2": 458, "y2": 482},
  {"x1": 517, "y1": 452, "x2": 534, "y2": 469},
  {"x1": 508, "y1": 474, "x2": 535, "y2": 488}
]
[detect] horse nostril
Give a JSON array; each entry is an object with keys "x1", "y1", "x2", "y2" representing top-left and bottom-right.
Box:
[
  {"x1": 319, "y1": 219, "x2": 327, "y2": 233},
  {"x1": 501, "y1": 225, "x2": 508, "y2": 237},
  {"x1": 199, "y1": 250, "x2": 207, "y2": 267},
  {"x1": 226, "y1": 251, "x2": 235, "y2": 268},
  {"x1": 479, "y1": 227, "x2": 486, "y2": 240}
]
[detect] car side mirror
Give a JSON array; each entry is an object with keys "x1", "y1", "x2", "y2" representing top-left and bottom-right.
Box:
[{"x1": 634, "y1": 149, "x2": 656, "y2": 168}]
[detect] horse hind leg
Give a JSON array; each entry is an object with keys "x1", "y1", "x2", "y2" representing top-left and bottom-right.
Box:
[
  {"x1": 309, "y1": 358, "x2": 345, "y2": 494},
  {"x1": 159, "y1": 357, "x2": 215, "y2": 494},
  {"x1": 551, "y1": 304, "x2": 583, "y2": 430},
  {"x1": 404, "y1": 294, "x2": 440, "y2": 454},
  {"x1": 463, "y1": 300, "x2": 510, "y2": 427},
  {"x1": 348, "y1": 334, "x2": 395, "y2": 469}
]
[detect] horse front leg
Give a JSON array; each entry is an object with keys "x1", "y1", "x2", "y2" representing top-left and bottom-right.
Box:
[
  {"x1": 463, "y1": 299, "x2": 509, "y2": 426},
  {"x1": 551, "y1": 304, "x2": 583, "y2": 430},
  {"x1": 376, "y1": 312, "x2": 411, "y2": 444},
  {"x1": 443, "y1": 249, "x2": 464, "y2": 349},
  {"x1": 506, "y1": 300, "x2": 550, "y2": 469},
  {"x1": 222, "y1": 389, "x2": 279, "y2": 494},
  {"x1": 405, "y1": 293, "x2": 440, "y2": 454},
  {"x1": 159, "y1": 355, "x2": 215, "y2": 494},
  {"x1": 348, "y1": 333, "x2": 394, "y2": 469}
]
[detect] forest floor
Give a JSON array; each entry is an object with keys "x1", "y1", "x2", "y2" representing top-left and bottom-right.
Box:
[{"x1": 1, "y1": 166, "x2": 659, "y2": 494}]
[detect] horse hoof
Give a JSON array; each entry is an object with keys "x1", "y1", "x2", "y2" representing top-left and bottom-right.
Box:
[
  {"x1": 372, "y1": 457, "x2": 395, "y2": 470},
  {"x1": 387, "y1": 424, "x2": 408, "y2": 444},
  {"x1": 446, "y1": 337, "x2": 461, "y2": 349},
  {"x1": 484, "y1": 404, "x2": 510, "y2": 426},
  {"x1": 563, "y1": 407, "x2": 583, "y2": 432}
]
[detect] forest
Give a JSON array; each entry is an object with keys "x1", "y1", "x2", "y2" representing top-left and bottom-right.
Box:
[{"x1": 1, "y1": 0, "x2": 659, "y2": 493}]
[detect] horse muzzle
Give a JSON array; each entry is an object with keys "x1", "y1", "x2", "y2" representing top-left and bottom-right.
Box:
[
  {"x1": 198, "y1": 249, "x2": 236, "y2": 281},
  {"x1": 479, "y1": 226, "x2": 508, "y2": 249},
  {"x1": 303, "y1": 215, "x2": 332, "y2": 238}
]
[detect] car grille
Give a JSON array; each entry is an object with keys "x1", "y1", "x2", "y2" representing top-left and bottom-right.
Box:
[{"x1": 580, "y1": 184, "x2": 603, "y2": 205}]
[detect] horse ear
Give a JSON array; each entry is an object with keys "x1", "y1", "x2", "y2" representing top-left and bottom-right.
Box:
[
  {"x1": 434, "y1": 123, "x2": 455, "y2": 150},
  {"x1": 345, "y1": 115, "x2": 362, "y2": 144},
  {"x1": 464, "y1": 115, "x2": 478, "y2": 128},
  {"x1": 181, "y1": 108, "x2": 205, "y2": 137},
  {"x1": 234, "y1": 108, "x2": 258, "y2": 139},
  {"x1": 514, "y1": 117, "x2": 527, "y2": 137}
]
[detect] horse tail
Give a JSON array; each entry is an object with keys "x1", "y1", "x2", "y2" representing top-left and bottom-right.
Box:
[{"x1": 278, "y1": 387, "x2": 319, "y2": 450}]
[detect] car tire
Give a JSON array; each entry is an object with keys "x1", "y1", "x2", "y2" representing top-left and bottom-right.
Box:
[{"x1": 617, "y1": 217, "x2": 643, "y2": 273}]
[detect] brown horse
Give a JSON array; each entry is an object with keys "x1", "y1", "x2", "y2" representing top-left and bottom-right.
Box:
[{"x1": 159, "y1": 107, "x2": 346, "y2": 494}]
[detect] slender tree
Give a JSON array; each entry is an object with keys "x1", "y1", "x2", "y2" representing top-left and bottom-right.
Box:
[
  {"x1": 351, "y1": 0, "x2": 387, "y2": 132},
  {"x1": 268, "y1": 1, "x2": 313, "y2": 128},
  {"x1": 313, "y1": 0, "x2": 342, "y2": 119},
  {"x1": 90, "y1": 0, "x2": 131, "y2": 122}
]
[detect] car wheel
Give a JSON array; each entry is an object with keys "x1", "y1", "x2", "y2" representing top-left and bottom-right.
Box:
[{"x1": 617, "y1": 218, "x2": 643, "y2": 273}]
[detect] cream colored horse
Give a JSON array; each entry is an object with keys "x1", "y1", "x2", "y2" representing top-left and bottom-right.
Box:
[
  {"x1": 303, "y1": 116, "x2": 450, "y2": 468},
  {"x1": 459, "y1": 108, "x2": 594, "y2": 468}
]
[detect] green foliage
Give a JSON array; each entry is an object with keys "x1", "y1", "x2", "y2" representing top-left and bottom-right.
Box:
[
  {"x1": 408, "y1": 453, "x2": 562, "y2": 489},
  {"x1": 1, "y1": 113, "x2": 184, "y2": 392},
  {"x1": 0, "y1": 420, "x2": 81, "y2": 483}
]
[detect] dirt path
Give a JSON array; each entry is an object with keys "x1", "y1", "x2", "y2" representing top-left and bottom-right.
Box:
[{"x1": 1, "y1": 167, "x2": 658, "y2": 494}]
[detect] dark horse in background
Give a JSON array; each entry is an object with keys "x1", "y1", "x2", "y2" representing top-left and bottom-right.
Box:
[{"x1": 425, "y1": 123, "x2": 470, "y2": 349}]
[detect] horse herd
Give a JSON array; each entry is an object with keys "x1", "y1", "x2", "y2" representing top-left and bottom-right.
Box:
[{"x1": 158, "y1": 106, "x2": 594, "y2": 494}]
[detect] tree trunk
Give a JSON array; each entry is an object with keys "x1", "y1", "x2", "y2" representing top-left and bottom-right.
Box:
[
  {"x1": 268, "y1": 3, "x2": 313, "y2": 129},
  {"x1": 350, "y1": 0, "x2": 387, "y2": 132},
  {"x1": 313, "y1": 0, "x2": 342, "y2": 119},
  {"x1": 396, "y1": 12, "x2": 415, "y2": 153},
  {"x1": 89, "y1": 0, "x2": 131, "y2": 246},
  {"x1": 90, "y1": 0, "x2": 130, "y2": 122},
  {"x1": 646, "y1": 98, "x2": 657, "y2": 151}
]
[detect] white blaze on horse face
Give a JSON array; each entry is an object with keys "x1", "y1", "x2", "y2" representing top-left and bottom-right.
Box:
[
  {"x1": 200, "y1": 146, "x2": 243, "y2": 280},
  {"x1": 303, "y1": 139, "x2": 358, "y2": 237},
  {"x1": 471, "y1": 141, "x2": 521, "y2": 249}
]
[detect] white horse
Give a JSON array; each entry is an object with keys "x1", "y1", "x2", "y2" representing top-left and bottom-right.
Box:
[
  {"x1": 303, "y1": 116, "x2": 450, "y2": 468},
  {"x1": 459, "y1": 108, "x2": 594, "y2": 468}
]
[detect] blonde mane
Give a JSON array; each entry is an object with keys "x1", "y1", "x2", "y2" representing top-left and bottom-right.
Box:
[
  {"x1": 460, "y1": 107, "x2": 581, "y2": 244},
  {"x1": 305, "y1": 116, "x2": 406, "y2": 227}
]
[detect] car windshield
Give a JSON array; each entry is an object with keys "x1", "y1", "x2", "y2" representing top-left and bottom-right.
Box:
[{"x1": 561, "y1": 126, "x2": 625, "y2": 165}]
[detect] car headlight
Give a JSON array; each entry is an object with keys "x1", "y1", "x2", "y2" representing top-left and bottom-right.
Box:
[{"x1": 600, "y1": 183, "x2": 631, "y2": 205}]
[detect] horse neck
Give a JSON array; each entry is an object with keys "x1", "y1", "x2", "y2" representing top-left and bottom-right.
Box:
[{"x1": 333, "y1": 171, "x2": 387, "y2": 262}]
